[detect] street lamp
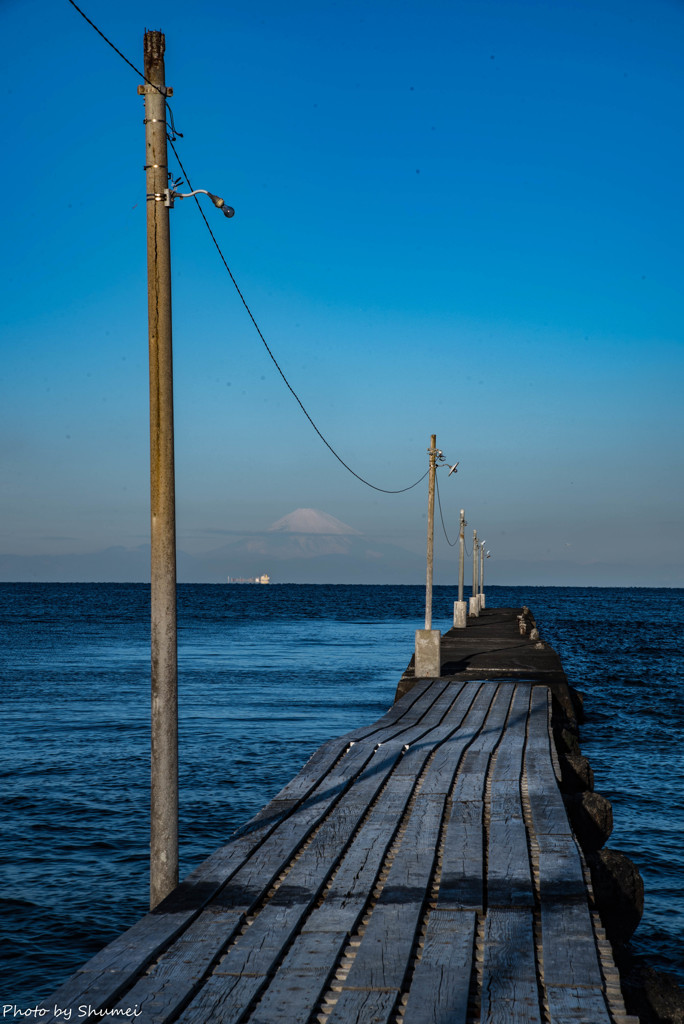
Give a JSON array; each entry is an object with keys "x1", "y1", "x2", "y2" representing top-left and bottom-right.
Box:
[{"x1": 147, "y1": 184, "x2": 235, "y2": 216}]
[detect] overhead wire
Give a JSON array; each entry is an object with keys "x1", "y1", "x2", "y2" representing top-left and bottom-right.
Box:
[
  {"x1": 65, "y1": 0, "x2": 430, "y2": 496},
  {"x1": 435, "y1": 472, "x2": 458, "y2": 546},
  {"x1": 165, "y1": 140, "x2": 428, "y2": 495},
  {"x1": 65, "y1": 0, "x2": 183, "y2": 139}
]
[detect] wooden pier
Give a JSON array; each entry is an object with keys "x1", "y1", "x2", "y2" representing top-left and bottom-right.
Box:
[{"x1": 42, "y1": 608, "x2": 638, "y2": 1023}]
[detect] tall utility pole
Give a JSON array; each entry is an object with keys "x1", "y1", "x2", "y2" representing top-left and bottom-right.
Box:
[
  {"x1": 469, "y1": 529, "x2": 479, "y2": 616},
  {"x1": 424, "y1": 434, "x2": 438, "y2": 630},
  {"x1": 140, "y1": 29, "x2": 178, "y2": 910},
  {"x1": 458, "y1": 509, "x2": 465, "y2": 603},
  {"x1": 453, "y1": 509, "x2": 467, "y2": 628},
  {"x1": 415, "y1": 435, "x2": 441, "y2": 677}
]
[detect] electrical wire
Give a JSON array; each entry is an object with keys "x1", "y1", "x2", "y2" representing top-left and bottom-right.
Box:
[
  {"x1": 435, "y1": 473, "x2": 458, "y2": 546},
  {"x1": 167, "y1": 140, "x2": 428, "y2": 495},
  {"x1": 66, "y1": 0, "x2": 430, "y2": 496}
]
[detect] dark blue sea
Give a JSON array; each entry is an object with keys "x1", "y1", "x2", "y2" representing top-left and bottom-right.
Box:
[{"x1": 1, "y1": 583, "x2": 682, "y2": 1005}]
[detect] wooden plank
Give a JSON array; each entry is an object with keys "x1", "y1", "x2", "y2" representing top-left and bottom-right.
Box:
[
  {"x1": 408, "y1": 681, "x2": 496, "y2": 787},
  {"x1": 318, "y1": 689, "x2": 493, "y2": 1024},
  {"x1": 486, "y1": 685, "x2": 534, "y2": 908},
  {"x1": 487, "y1": 818, "x2": 534, "y2": 907},
  {"x1": 523, "y1": 688, "x2": 588, "y2": 902},
  {"x1": 536, "y1": 835, "x2": 586, "y2": 901},
  {"x1": 400, "y1": 909, "x2": 476, "y2": 1024},
  {"x1": 439, "y1": 683, "x2": 513, "y2": 910},
  {"x1": 60, "y1": 686, "x2": 454, "y2": 1024},
  {"x1": 525, "y1": 687, "x2": 612, "y2": 1023},
  {"x1": 541, "y1": 903, "x2": 612, "y2": 1024},
  {"x1": 143, "y1": 684, "x2": 481, "y2": 1023},
  {"x1": 41, "y1": 695, "x2": 445, "y2": 1023},
  {"x1": 480, "y1": 909, "x2": 542, "y2": 1024},
  {"x1": 320, "y1": 689, "x2": 500, "y2": 1024},
  {"x1": 246, "y1": 686, "x2": 492, "y2": 1022},
  {"x1": 38, "y1": 910, "x2": 199, "y2": 1023},
  {"x1": 545, "y1": 986, "x2": 616, "y2": 1024},
  {"x1": 317, "y1": 989, "x2": 399, "y2": 1024},
  {"x1": 247, "y1": 930, "x2": 347, "y2": 1024},
  {"x1": 107, "y1": 911, "x2": 244, "y2": 1024},
  {"x1": 40, "y1": 680, "x2": 461, "y2": 1022},
  {"x1": 148, "y1": 747, "x2": 409, "y2": 1022}
]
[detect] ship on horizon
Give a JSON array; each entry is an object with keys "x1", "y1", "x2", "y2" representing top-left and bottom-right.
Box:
[{"x1": 227, "y1": 574, "x2": 270, "y2": 584}]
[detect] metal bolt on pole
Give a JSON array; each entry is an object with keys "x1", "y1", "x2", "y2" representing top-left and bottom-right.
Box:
[{"x1": 141, "y1": 29, "x2": 178, "y2": 910}]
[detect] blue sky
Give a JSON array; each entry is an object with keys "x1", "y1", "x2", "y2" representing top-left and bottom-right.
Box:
[{"x1": 1, "y1": 0, "x2": 683, "y2": 584}]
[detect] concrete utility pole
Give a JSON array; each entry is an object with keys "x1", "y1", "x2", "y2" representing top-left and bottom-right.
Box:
[
  {"x1": 425, "y1": 434, "x2": 437, "y2": 631},
  {"x1": 415, "y1": 435, "x2": 441, "y2": 676},
  {"x1": 469, "y1": 530, "x2": 480, "y2": 617},
  {"x1": 141, "y1": 29, "x2": 178, "y2": 910},
  {"x1": 453, "y1": 509, "x2": 467, "y2": 628},
  {"x1": 479, "y1": 539, "x2": 486, "y2": 609},
  {"x1": 481, "y1": 548, "x2": 489, "y2": 609}
]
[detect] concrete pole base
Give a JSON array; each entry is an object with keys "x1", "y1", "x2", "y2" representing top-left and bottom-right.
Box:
[
  {"x1": 453, "y1": 601, "x2": 467, "y2": 628},
  {"x1": 469, "y1": 597, "x2": 480, "y2": 617},
  {"x1": 480, "y1": 593, "x2": 486, "y2": 609},
  {"x1": 415, "y1": 629, "x2": 441, "y2": 677}
]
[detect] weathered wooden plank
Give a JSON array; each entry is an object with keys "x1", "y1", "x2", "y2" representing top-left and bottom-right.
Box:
[
  {"x1": 400, "y1": 909, "x2": 476, "y2": 1024},
  {"x1": 439, "y1": 683, "x2": 513, "y2": 910},
  {"x1": 540, "y1": 905, "x2": 610, "y2": 991},
  {"x1": 487, "y1": 818, "x2": 534, "y2": 907},
  {"x1": 320, "y1": 687, "x2": 499, "y2": 1024},
  {"x1": 480, "y1": 909, "x2": 542, "y2": 1024},
  {"x1": 540, "y1": 902, "x2": 612, "y2": 1024},
  {"x1": 44, "y1": 685, "x2": 457, "y2": 1023},
  {"x1": 545, "y1": 986, "x2": 616, "y2": 1024},
  {"x1": 162, "y1": 750, "x2": 410, "y2": 1022},
  {"x1": 487, "y1": 686, "x2": 534, "y2": 908},
  {"x1": 41, "y1": 698, "x2": 446, "y2": 1022},
  {"x1": 38, "y1": 911, "x2": 199, "y2": 1023},
  {"x1": 536, "y1": 835, "x2": 586, "y2": 900},
  {"x1": 41, "y1": 665, "x2": 623, "y2": 1024},
  {"x1": 248, "y1": 936, "x2": 349, "y2": 1024},
  {"x1": 107, "y1": 911, "x2": 244, "y2": 1023},
  {"x1": 245, "y1": 687, "x2": 492, "y2": 1022},
  {"x1": 408, "y1": 682, "x2": 497, "y2": 789},
  {"x1": 162, "y1": 684, "x2": 482, "y2": 1023},
  {"x1": 523, "y1": 687, "x2": 588, "y2": 905},
  {"x1": 318, "y1": 989, "x2": 399, "y2": 1024}
]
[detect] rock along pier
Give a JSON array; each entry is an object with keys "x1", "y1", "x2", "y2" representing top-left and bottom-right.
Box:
[{"x1": 41, "y1": 607, "x2": 648, "y2": 1024}]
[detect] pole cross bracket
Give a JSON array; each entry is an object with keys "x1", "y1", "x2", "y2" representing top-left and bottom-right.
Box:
[{"x1": 137, "y1": 84, "x2": 174, "y2": 96}]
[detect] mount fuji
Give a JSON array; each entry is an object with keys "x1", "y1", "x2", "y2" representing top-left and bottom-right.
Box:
[{"x1": 193, "y1": 508, "x2": 423, "y2": 583}]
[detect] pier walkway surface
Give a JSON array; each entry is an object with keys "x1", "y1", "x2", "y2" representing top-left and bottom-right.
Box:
[{"x1": 42, "y1": 609, "x2": 638, "y2": 1024}]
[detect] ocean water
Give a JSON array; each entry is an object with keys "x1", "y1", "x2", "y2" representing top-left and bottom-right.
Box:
[{"x1": 0, "y1": 583, "x2": 682, "y2": 1005}]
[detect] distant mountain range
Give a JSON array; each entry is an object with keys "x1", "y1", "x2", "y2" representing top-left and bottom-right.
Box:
[
  {"x1": 0, "y1": 509, "x2": 425, "y2": 584},
  {"x1": 0, "y1": 508, "x2": 664, "y2": 585}
]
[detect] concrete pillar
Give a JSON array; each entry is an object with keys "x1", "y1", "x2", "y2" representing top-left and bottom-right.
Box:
[
  {"x1": 480, "y1": 593, "x2": 486, "y2": 610},
  {"x1": 415, "y1": 629, "x2": 441, "y2": 677},
  {"x1": 469, "y1": 596, "x2": 480, "y2": 617},
  {"x1": 453, "y1": 600, "x2": 467, "y2": 628}
]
